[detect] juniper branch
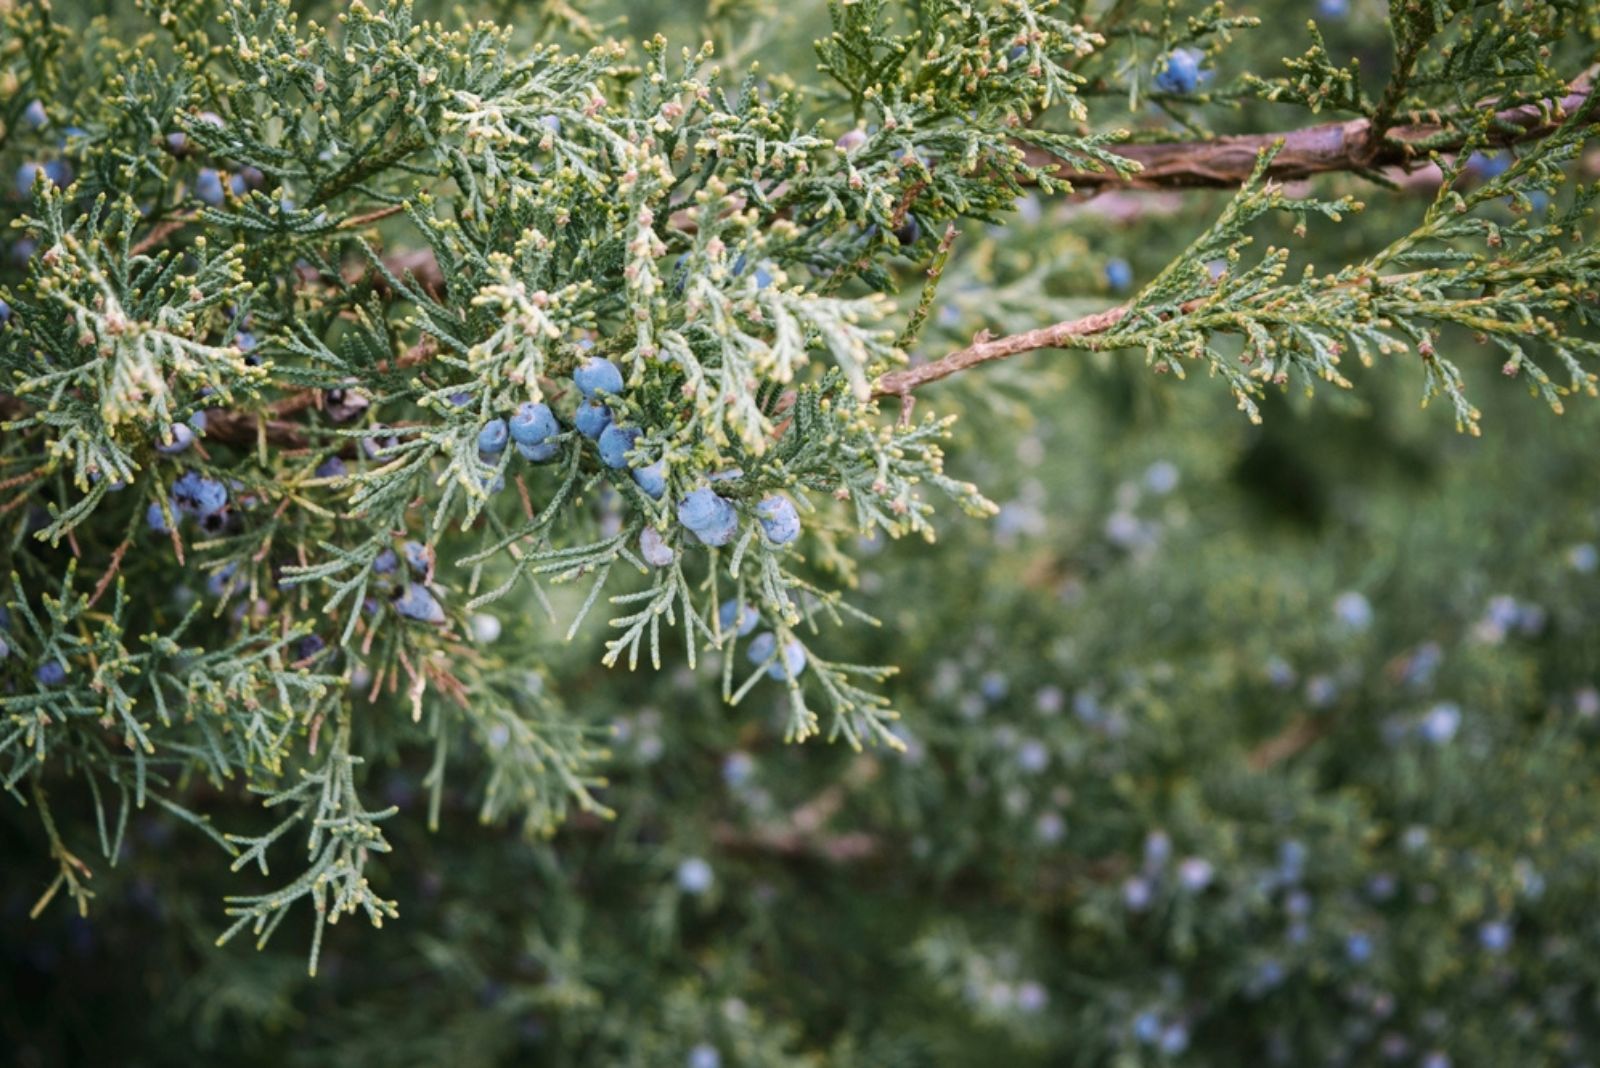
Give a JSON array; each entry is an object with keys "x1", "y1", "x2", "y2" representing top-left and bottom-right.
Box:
[{"x1": 1026, "y1": 77, "x2": 1595, "y2": 191}]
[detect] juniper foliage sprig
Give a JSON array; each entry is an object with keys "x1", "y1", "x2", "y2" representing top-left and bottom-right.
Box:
[{"x1": 0, "y1": 0, "x2": 1595, "y2": 974}]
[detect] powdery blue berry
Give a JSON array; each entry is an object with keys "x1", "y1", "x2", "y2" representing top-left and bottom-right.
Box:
[
  {"x1": 195, "y1": 168, "x2": 224, "y2": 206},
  {"x1": 15, "y1": 162, "x2": 43, "y2": 196},
  {"x1": 315, "y1": 457, "x2": 346, "y2": 479},
  {"x1": 574, "y1": 400, "x2": 612, "y2": 440},
  {"x1": 373, "y1": 549, "x2": 398, "y2": 574},
  {"x1": 1105, "y1": 257, "x2": 1133, "y2": 292},
  {"x1": 509, "y1": 401, "x2": 558, "y2": 446},
  {"x1": 0, "y1": 298, "x2": 10, "y2": 323},
  {"x1": 146, "y1": 501, "x2": 172, "y2": 534},
  {"x1": 755, "y1": 495, "x2": 800, "y2": 545},
  {"x1": 1158, "y1": 1023, "x2": 1190, "y2": 1055},
  {"x1": 22, "y1": 100, "x2": 47, "y2": 129},
  {"x1": 687, "y1": 1044, "x2": 721, "y2": 1068},
  {"x1": 1144, "y1": 460, "x2": 1179, "y2": 495},
  {"x1": 517, "y1": 440, "x2": 561, "y2": 463},
  {"x1": 632, "y1": 461, "x2": 667, "y2": 500},
  {"x1": 1015, "y1": 739, "x2": 1049, "y2": 773},
  {"x1": 748, "y1": 631, "x2": 806, "y2": 680},
  {"x1": 721, "y1": 751, "x2": 755, "y2": 786},
  {"x1": 1154, "y1": 49, "x2": 1204, "y2": 94},
  {"x1": 718, "y1": 599, "x2": 758, "y2": 637},
  {"x1": 155, "y1": 423, "x2": 196, "y2": 455},
  {"x1": 677, "y1": 487, "x2": 738, "y2": 546},
  {"x1": 36, "y1": 661, "x2": 66, "y2": 687},
  {"x1": 1279, "y1": 838, "x2": 1308, "y2": 882},
  {"x1": 477, "y1": 418, "x2": 508, "y2": 454},
  {"x1": 1333, "y1": 590, "x2": 1373, "y2": 631},
  {"x1": 1420, "y1": 701, "x2": 1461, "y2": 744},
  {"x1": 639, "y1": 526, "x2": 675, "y2": 568},
  {"x1": 693, "y1": 507, "x2": 739, "y2": 547},
  {"x1": 1177, "y1": 856, "x2": 1214, "y2": 891},
  {"x1": 1132, "y1": 1011, "x2": 1161, "y2": 1044},
  {"x1": 206, "y1": 561, "x2": 238, "y2": 598},
  {"x1": 1478, "y1": 920, "x2": 1512, "y2": 953},
  {"x1": 1011, "y1": 978, "x2": 1049, "y2": 1016},
  {"x1": 171, "y1": 471, "x2": 227, "y2": 518},
  {"x1": 394, "y1": 582, "x2": 445, "y2": 624},
  {"x1": 676, "y1": 856, "x2": 713, "y2": 894},
  {"x1": 1143, "y1": 830, "x2": 1172, "y2": 870},
  {"x1": 573, "y1": 356, "x2": 623, "y2": 399},
  {"x1": 403, "y1": 541, "x2": 433, "y2": 575},
  {"x1": 597, "y1": 424, "x2": 640, "y2": 469}
]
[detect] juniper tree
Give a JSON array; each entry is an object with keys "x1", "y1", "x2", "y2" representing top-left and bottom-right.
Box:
[{"x1": 2, "y1": 0, "x2": 1600, "y2": 1062}]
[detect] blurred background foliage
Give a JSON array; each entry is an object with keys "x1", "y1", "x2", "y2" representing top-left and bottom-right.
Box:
[{"x1": 4, "y1": 0, "x2": 1600, "y2": 1065}]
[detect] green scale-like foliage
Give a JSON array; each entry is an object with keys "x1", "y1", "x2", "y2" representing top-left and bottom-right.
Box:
[{"x1": 0, "y1": 0, "x2": 1596, "y2": 1008}]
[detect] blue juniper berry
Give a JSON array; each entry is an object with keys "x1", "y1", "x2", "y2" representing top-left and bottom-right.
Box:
[
  {"x1": 36, "y1": 661, "x2": 66, "y2": 687},
  {"x1": 171, "y1": 470, "x2": 228, "y2": 518},
  {"x1": 1105, "y1": 257, "x2": 1133, "y2": 292},
  {"x1": 509, "y1": 401, "x2": 558, "y2": 447},
  {"x1": 517, "y1": 440, "x2": 561, "y2": 463},
  {"x1": 755, "y1": 496, "x2": 800, "y2": 544},
  {"x1": 324, "y1": 388, "x2": 370, "y2": 423},
  {"x1": 195, "y1": 168, "x2": 225, "y2": 206},
  {"x1": 718, "y1": 599, "x2": 759, "y2": 637},
  {"x1": 206, "y1": 561, "x2": 239, "y2": 598},
  {"x1": 675, "y1": 857, "x2": 713, "y2": 895},
  {"x1": 402, "y1": 541, "x2": 433, "y2": 576},
  {"x1": 1154, "y1": 49, "x2": 1205, "y2": 94},
  {"x1": 155, "y1": 423, "x2": 196, "y2": 455},
  {"x1": 677, "y1": 487, "x2": 739, "y2": 547},
  {"x1": 574, "y1": 400, "x2": 612, "y2": 440},
  {"x1": 835, "y1": 128, "x2": 867, "y2": 153},
  {"x1": 894, "y1": 214, "x2": 921, "y2": 246},
  {"x1": 478, "y1": 418, "x2": 509, "y2": 454},
  {"x1": 573, "y1": 356, "x2": 624, "y2": 399},
  {"x1": 639, "y1": 527, "x2": 675, "y2": 568},
  {"x1": 748, "y1": 631, "x2": 807, "y2": 680},
  {"x1": 598, "y1": 424, "x2": 640, "y2": 469},
  {"x1": 631, "y1": 461, "x2": 667, "y2": 500},
  {"x1": 393, "y1": 582, "x2": 445, "y2": 624}
]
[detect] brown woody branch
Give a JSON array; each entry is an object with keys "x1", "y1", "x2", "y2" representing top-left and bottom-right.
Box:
[
  {"x1": 1034, "y1": 81, "x2": 1594, "y2": 191},
  {"x1": 874, "y1": 302, "x2": 1143, "y2": 398},
  {"x1": 872, "y1": 268, "x2": 1436, "y2": 398}
]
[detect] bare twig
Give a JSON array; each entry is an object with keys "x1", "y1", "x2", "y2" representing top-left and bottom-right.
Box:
[{"x1": 873, "y1": 302, "x2": 1143, "y2": 398}]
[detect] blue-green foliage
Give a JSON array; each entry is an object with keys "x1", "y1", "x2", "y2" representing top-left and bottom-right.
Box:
[{"x1": 1, "y1": 0, "x2": 1599, "y2": 1062}]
